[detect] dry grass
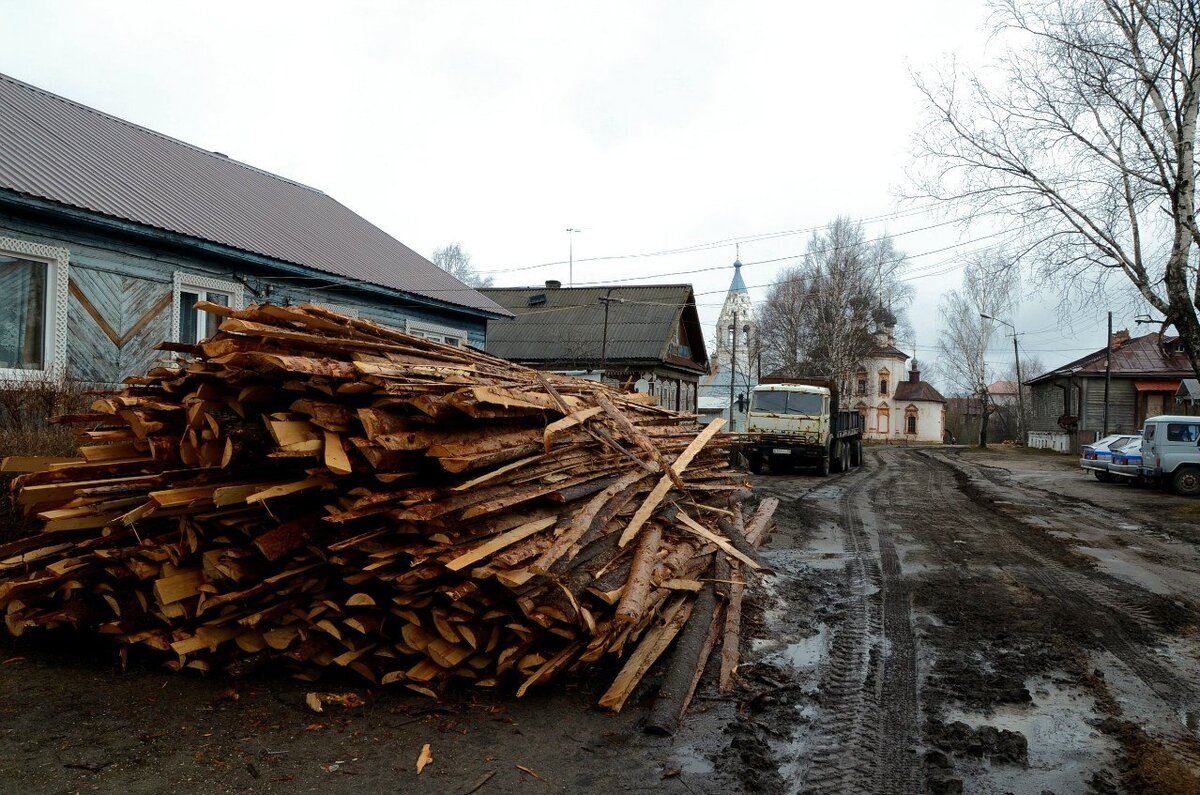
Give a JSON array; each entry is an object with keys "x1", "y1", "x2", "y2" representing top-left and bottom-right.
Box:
[
  {"x1": 0, "y1": 375, "x2": 96, "y2": 540},
  {"x1": 0, "y1": 375, "x2": 93, "y2": 458}
]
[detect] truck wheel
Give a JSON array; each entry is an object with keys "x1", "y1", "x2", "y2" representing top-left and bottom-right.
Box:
[
  {"x1": 748, "y1": 454, "x2": 762, "y2": 475},
  {"x1": 851, "y1": 439, "x2": 862, "y2": 467},
  {"x1": 1171, "y1": 466, "x2": 1200, "y2": 496},
  {"x1": 831, "y1": 443, "x2": 844, "y2": 474},
  {"x1": 818, "y1": 450, "x2": 830, "y2": 477}
]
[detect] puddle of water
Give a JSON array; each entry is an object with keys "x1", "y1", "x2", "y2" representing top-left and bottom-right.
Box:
[
  {"x1": 1182, "y1": 709, "x2": 1199, "y2": 736},
  {"x1": 670, "y1": 744, "x2": 714, "y2": 776},
  {"x1": 1074, "y1": 545, "x2": 1174, "y2": 595},
  {"x1": 763, "y1": 624, "x2": 828, "y2": 671},
  {"x1": 941, "y1": 673, "x2": 1116, "y2": 795}
]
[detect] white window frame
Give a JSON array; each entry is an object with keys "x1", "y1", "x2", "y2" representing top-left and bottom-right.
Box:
[
  {"x1": 0, "y1": 236, "x2": 69, "y2": 380},
  {"x1": 405, "y1": 318, "x2": 468, "y2": 347},
  {"x1": 171, "y1": 272, "x2": 244, "y2": 343}
]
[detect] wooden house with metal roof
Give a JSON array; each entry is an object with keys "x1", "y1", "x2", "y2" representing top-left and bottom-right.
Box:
[
  {"x1": 479, "y1": 282, "x2": 709, "y2": 413},
  {"x1": 0, "y1": 72, "x2": 509, "y2": 384},
  {"x1": 1026, "y1": 330, "x2": 1196, "y2": 452}
]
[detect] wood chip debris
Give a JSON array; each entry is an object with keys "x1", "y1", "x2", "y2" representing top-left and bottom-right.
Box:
[{"x1": 0, "y1": 302, "x2": 777, "y2": 714}]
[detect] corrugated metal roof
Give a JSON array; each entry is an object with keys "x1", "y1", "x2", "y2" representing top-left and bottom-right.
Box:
[
  {"x1": 479, "y1": 285, "x2": 708, "y2": 370},
  {"x1": 0, "y1": 73, "x2": 508, "y2": 317}
]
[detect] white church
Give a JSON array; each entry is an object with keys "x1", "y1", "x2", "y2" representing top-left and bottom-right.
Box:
[{"x1": 698, "y1": 260, "x2": 946, "y2": 443}]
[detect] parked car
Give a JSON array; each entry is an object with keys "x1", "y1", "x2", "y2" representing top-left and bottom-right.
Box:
[
  {"x1": 1080, "y1": 434, "x2": 1139, "y2": 482},
  {"x1": 1108, "y1": 437, "x2": 1143, "y2": 482},
  {"x1": 1139, "y1": 415, "x2": 1200, "y2": 495}
]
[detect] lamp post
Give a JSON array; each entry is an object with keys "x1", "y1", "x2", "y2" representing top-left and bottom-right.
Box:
[
  {"x1": 980, "y1": 313, "x2": 1025, "y2": 444},
  {"x1": 598, "y1": 288, "x2": 623, "y2": 379},
  {"x1": 566, "y1": 228, "x2": 581, "y2": 287}
]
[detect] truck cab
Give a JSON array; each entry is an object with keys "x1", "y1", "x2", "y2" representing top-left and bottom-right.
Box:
[
  {"x1": 1139, "y1": 415, "x2": 1200, "y2": 495},
  {"x1": 741, "y1": 380, "x2": 862, "y2": 475},
  {"x1": 746, "y1": 384, "x2": 830, "y2": 442}
]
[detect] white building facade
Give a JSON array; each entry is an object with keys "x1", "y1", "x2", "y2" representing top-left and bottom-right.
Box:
[{"x1": 850, "y1": 328, "x2": 946, "y2": 443}]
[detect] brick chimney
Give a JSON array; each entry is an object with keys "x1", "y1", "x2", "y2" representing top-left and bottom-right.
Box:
[{"x1": 1111, "y1": 329, "x2": 1130, "y2": 349}]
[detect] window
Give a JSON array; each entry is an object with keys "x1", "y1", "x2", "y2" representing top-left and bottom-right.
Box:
[
  {"x1": 0, "y1": 237, "x2": 69, "y2": 377},
  {"x1": 406, "y1": 319, "x2": 468, "y2": 347},
  {"x1": 1145, "y1": 424, "x2": 1156, "y2": 441},
  {"x1": 1166, "y1": 423, "x2": 1200, "y2": 442},
  {"x1": 855, "y1": 368, "x2": 868, "y2": 396},
  {"x1": 879, "y1": 378, "x2": 889, "y2": 396},
  {"x1": 173, "y1": 272, "x2": 243, "y2": 344},
  {"x1": 750, "y1": 390, "x2": 824, "y2": 415},
  {"x1": 877, "y1": 404, "x2": 890, "y2": 434},
  {"x1": 905, "y1": 404, "x2": 919, "y2": 434}
]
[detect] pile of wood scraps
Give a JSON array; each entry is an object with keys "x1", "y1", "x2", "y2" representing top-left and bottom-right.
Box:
[{"x1": 0, "y1": 302, "x2": 776, "y2": 722}]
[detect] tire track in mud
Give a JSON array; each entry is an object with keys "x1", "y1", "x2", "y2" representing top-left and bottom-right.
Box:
[
  {"x1": 865, "y1": 455, "x2": 922, "y2": 795},
  {"x1": 798, "y1": 451, "x2": 920, "y2": 795},
  {"x1": 920, "y1": 450, "x2": 1200, "y2": 726}
]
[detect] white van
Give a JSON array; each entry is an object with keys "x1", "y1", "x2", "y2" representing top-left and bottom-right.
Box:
[{"x1": 1139, "y1": 415, "x2": 1200, "y2": 495}]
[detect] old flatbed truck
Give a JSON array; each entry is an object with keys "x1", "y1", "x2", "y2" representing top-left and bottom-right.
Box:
[{"x1": 738, "y1": 376, "x2": 864, "y2": 476}]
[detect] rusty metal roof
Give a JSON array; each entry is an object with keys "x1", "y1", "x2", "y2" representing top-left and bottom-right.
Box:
[
  {"x1": 1027, "y1": 333, "x2": 1193, "y2": 384},
  {"x1": 0, "y1": 73, "x2": 508, "y2": 317},
  {"x1": 479, "y1": 285, "x2": 708, "y2": 371},
  {"x1": 893, "y1": 379, "x2": 946, "y2": 403}
]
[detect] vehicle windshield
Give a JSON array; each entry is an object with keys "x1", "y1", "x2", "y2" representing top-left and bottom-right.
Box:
[{"x1": 751, "y1": 390, "x2": 824, "y2": 416}]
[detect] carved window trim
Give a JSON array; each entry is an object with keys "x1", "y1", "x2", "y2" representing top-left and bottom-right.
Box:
[
  {"x1": 405, "y1": 318, "x2": 468, "y2": 347},
  {"x1": 171, "y1": 271, "x2": 244, "y2": 343},
  {"x1": 0, "y1": 235, "x2": 70, "y2": 380}
]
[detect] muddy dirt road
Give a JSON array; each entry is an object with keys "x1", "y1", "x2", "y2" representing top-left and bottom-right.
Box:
[
  {"x1": 732, "y1": 446, "x2": 1200, "y2": 795},
  {"x1": 2, "y1": 446, "x2": 1199, "y2": 794}
]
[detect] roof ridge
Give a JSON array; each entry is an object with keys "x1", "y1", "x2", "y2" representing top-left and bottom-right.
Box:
[{"x1": 0, "y1": 71, "x2": 327, "y2": 196}]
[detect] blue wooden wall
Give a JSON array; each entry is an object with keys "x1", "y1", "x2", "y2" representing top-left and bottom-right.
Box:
[{"x1": 0, "y1": 211, "x2": 489, "y2": 385}]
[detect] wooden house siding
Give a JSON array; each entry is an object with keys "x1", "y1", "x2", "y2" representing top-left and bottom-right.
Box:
[
  {"x1": 1029, "y1": 380, "x2": 1072, "y2": 432},
  {"x1": 1081, "y1": 378, "x2": 1139, "y2": 435},
  {"x1": 0, "y1": 211, "x2": 488, "y2": 384}
]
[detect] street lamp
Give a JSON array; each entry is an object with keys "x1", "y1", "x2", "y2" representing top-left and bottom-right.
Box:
[
  {"x1": 566, "y1": 228, "x2": 581, "y2": 287},
  {"x1": 980, "y1": 313, "x2": 1025, "y2": 444}
]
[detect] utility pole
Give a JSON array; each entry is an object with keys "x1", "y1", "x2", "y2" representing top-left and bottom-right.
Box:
[
  {"x1": 1013, "y1": 334, "x2": 1025, "y2": 445},
  {"x1": 981, "y1": 313, "x2": 1025, "y2": 444},
  {"x1": 729, "y1": 309, "x2": 738, "y2": 432},
  {"x1": 1103, "y1": 311, "x2": 1112, "y2": 435},
  {"x1": 566, "y1": 228, "x2": 581, "y2": 287},
  {"x1": 597, "y1": 288, "x2": 623, "y2": 379}
]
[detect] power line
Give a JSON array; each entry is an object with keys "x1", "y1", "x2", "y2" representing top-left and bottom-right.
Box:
[{"x1": 474, "y1": 202, "x2": 950, "y2": 276}]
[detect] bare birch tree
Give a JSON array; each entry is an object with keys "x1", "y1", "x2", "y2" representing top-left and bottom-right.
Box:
[
  {"x1": 914, "y1": 0, "x2": 1200, "y2": 378},
  {"x1": 759, "y1": 217, "x2": 914, "y2": 386},
  {"x1": 431, "y1": 243, "x2": 494, "y2": 288},
  {"x1": 937, "y1": 254, "x2": 1018, "y2": 447}
]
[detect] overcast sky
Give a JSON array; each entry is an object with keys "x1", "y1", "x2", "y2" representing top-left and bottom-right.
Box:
[{"x1": 3, "y1": 1, "x2": 1158, "y2": 386}]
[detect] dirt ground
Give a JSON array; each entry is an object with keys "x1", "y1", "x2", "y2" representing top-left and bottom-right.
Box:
[{"x1": 3, "y1": 445, "x2": 1199, "y2": 794}]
